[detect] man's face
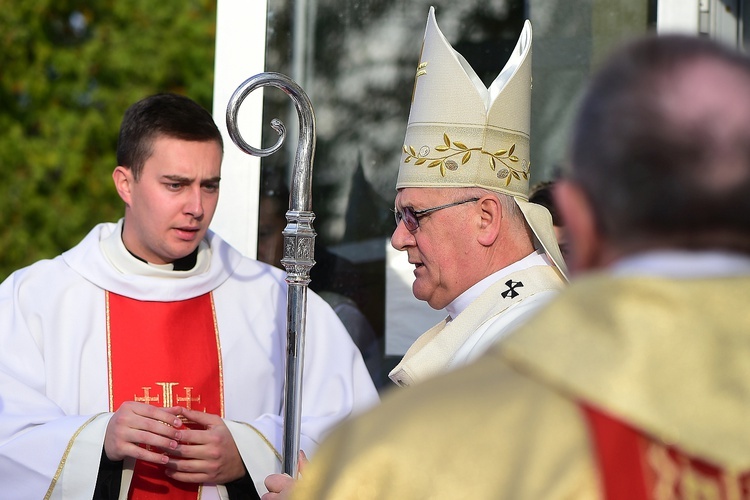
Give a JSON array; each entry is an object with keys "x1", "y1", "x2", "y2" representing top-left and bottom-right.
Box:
[
  {"x1": 391, "y1": 187, "x2": 477, "y2": 310},
  {"x1": 117, "y1": 135, "x2": 222, "y2": 265}
]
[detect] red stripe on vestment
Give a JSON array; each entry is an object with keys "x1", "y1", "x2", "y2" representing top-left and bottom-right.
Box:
[
  {"x1": 107, "y1": 291, "x2": 223, "y2": 499},
  {"x1": 581, "y1": 402, "x2": 750, "y2": 499}
]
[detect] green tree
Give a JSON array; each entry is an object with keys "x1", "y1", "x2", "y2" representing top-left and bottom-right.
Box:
[{"x1": 0, "y1": 0, "x2": 217, "y2": 280}]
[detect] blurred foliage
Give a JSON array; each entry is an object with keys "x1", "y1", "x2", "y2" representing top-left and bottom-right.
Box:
[{"x1": 0, "y1": 0, "x2": 217, "y2": 280}]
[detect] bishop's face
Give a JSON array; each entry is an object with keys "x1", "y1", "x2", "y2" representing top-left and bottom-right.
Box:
[
  {"x1": 391, "y1": 187, "x2": 479, "y2": 310},
  {"x1": 116, "y1": 135, "x2": 222, "y2": 265}
]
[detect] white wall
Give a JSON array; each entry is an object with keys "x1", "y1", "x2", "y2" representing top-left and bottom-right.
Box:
[
  {"x1": 210, "y1": 0, "x2": 268, "y2": 258},
  {"x1": 657, "y1": 0, "x2": 700, "y2": 34}
]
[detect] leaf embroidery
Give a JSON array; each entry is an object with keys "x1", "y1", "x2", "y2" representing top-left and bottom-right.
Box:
[{"x1": 402, "y1": 133, "x2": 530, "y2": 179}]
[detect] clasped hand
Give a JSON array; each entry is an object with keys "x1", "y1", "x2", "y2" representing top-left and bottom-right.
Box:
[{"x1": 104, "y1": 402, "x2": 245, "y2": 484}]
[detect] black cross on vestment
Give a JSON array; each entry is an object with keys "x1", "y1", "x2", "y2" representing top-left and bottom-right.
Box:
[{"x1": 501, "y1": 280, "x2": 524, "y2": 299}]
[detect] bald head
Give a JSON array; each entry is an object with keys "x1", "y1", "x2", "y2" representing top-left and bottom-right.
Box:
[
  {"x1": 665, "y1": 58, "x2": 750, "y2": 190},
  {"x1": 567, "y1": 35, "x2": 750, "y2": 255}
]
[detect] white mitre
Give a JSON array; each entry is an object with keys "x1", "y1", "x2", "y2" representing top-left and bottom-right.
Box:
[{"x1": 398, "y1": 6, "x2": 567, "y2": 277}]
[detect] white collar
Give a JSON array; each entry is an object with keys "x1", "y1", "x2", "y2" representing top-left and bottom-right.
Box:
[
  {"x1": 611, "y1": 250, "x2": 750, "y2": 278},
  {"x1": 445, "y1": 250, "x2": 551, "y2": 320},
  {"x1": 100, "y1": 219, "x2": 212, "y2": 278}
]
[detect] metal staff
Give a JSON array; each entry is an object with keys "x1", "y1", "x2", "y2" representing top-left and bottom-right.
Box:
[{"x1": 226, "y1": 72, "x2": 316, "y2": 477}]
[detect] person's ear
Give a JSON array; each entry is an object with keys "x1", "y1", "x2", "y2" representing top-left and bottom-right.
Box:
[
  {"x1": 476, "y1": 195, "x2": 502, "y2": 246},
  {"x1": 112, "y1": 166, "x2": 133, "y2": 206},
  {"x1": 554, "y1": 180, "x2": 602, "y2": 275}
]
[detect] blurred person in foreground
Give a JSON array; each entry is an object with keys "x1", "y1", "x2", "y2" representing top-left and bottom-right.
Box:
[
  {"x1": 385, "y1": 7, "x2": 567, "y2": 389},
  {"x1": 288, "y1": 32, "x2": 750, "y2": 499},
  {"x1": 0, "y1": 93, "x2": 378, "y2": 499}
]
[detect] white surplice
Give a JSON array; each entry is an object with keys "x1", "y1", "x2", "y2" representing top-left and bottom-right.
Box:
[
  {"x1": 0, "y1": 220, "x2": 379, "y2": 498},
  {"x1": 389, "y1": 251, "x2": 566, "y2": 387}
]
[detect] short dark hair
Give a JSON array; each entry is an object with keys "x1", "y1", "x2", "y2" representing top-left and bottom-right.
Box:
[
  {"x1": 116, "y1": 93, "x2": 224, "y2": 180},
  {"x1": 569, "y1": 34, "x2": 750, "y2": 252}
]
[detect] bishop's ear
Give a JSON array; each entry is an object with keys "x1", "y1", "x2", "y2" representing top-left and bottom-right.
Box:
[
  {"x1": 476, "y1": 195, "x2": 502, "y2": 246},
  {"x1": 554, "y1": 180, "x2": 601, "y2": 275},
  {"x1": 112, "y1": 166, "x2": 133, "y2": 206}
]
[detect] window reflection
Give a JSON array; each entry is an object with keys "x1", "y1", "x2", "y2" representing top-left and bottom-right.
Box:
[{"x1": 260, "y1": 0, "x2": 653, "y2": 390}]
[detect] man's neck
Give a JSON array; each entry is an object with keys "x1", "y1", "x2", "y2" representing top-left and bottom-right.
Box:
[
  {"x1": 610, "y1": 249, "x2": 750, "y2": 278},
  {"x1": 120, "y1": 220, "x2": 199, "y2": 271},
  {"x1": 125, "y1": 247, "x2": 199, "y2": 271},
  {"x1": 99, "y1": 219, "x2": 213, "y2": 278}
]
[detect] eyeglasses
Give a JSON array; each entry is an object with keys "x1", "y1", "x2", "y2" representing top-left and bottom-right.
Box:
[{"x1": 394, "y1": 198, "x2": 480, "y2": 232}]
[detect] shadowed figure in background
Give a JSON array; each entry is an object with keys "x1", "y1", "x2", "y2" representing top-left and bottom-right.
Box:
[
  {"x1": 529, "y1": 179, "x2": 568, "y2": 263},
  {"x1": 258, "y1": 169, "x2": 383, "y2": 388}
]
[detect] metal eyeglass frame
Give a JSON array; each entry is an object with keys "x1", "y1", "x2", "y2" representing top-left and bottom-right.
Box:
[{"x1": 394, "y1": 197, "x2": 480, "y2": 231}]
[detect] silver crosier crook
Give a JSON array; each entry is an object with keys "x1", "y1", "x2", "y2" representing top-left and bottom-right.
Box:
[{"x1": 226, "y1": 72, "x2": 316, "y2": 478}]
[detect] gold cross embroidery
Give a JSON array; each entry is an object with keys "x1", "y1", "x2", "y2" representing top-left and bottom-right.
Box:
[
  {"x1": 134, "y1": 386, "x2": 160, "y2": 405},
  {"x1": 176, "y1": 387, "x2": 202, "y2": 410},
  {"x1": 156, "y1": 382, "x2": 179, "y2": 407},
  {"x1": 135, "y1": 382, "x2": 204, "y2": 410}
]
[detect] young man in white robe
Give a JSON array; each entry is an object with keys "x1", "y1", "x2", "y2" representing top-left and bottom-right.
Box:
[{"x1": 0, "y1": 93, "x2": 379, "y2": 499}]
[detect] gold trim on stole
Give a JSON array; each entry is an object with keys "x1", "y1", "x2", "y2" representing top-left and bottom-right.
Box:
[{"x1": 44, "y1": 413, "x2": 108, "y2": 500}]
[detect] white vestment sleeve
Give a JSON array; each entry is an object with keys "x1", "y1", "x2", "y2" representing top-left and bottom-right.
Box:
[
  {"x1": 0, "y1": 268, "x2": 111, "y2": 498},
  {"x1": 225, "y1": 420, "x2": 281, "y2": 494},
  {"x1": 220, "y1": 290, "x2": 380, "y2": 494},
  {"x1": 49, "y1": 415, "x2": 112, "y2": 499}
]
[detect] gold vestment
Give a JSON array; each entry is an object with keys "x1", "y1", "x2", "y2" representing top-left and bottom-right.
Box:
[{"x1": 294, "y1": 274, "x2": 750, "y2": 499}]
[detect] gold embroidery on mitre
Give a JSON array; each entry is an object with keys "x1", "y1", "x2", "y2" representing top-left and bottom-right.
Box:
[
  {"x1": 411, "y1": 40, "x2": 428, "y2": 103},
  {"x1": 402, "y1": 132, "x2": 530, "y2": 184}
]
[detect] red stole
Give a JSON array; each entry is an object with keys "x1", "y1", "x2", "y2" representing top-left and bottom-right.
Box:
[
  {"x1": 581, "y1": 403, "x2": 750, "y2": 499},
  {"x1": 107, "y1": 291, "x2": 224, "y2": 499}
]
